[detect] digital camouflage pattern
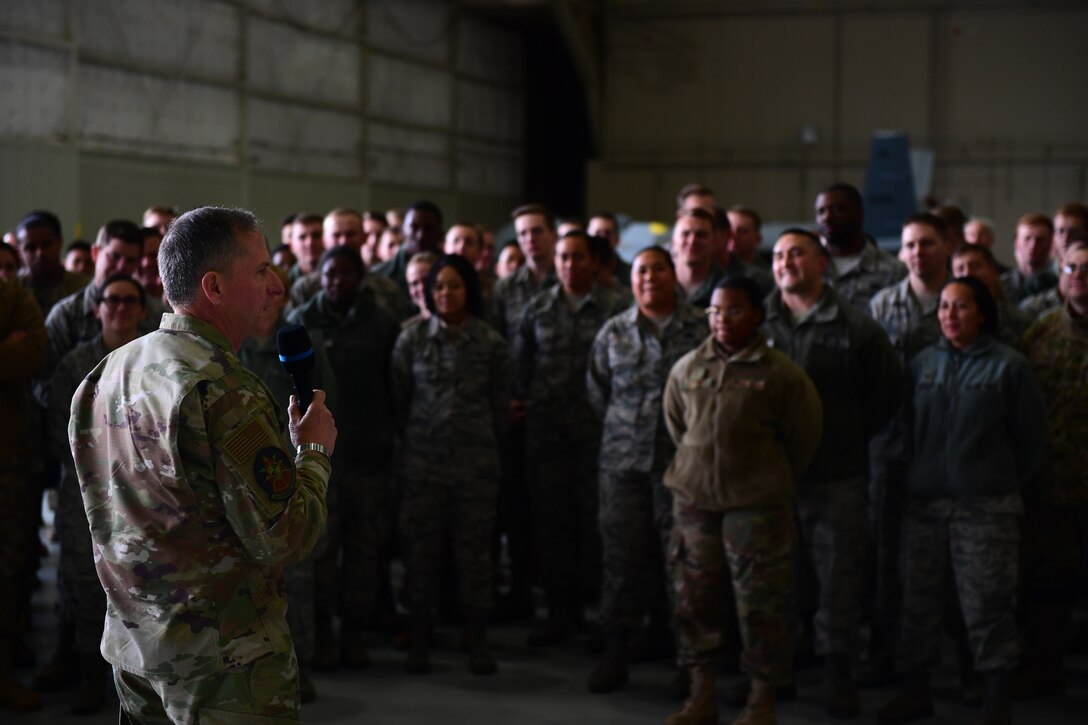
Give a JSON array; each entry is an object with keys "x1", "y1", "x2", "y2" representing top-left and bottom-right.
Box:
[
  {"x1": 392, "y1": 315, "x2": 512, "y2": 615},
  {"x1": 288, "y1": 268, "x2": 406, "y2": 320},
  {"x1": 1001, "y1": 266, "x2": 1058, "y2": 304},
  {"x1": 50, "y1": 336, "x2": 110, "y2": 656},
  {"x1": 70, "y1": 313, "x2": 330, "y2": 686},
  {"x1": 515, "y1": 284, "x2": 626, "y2": 601},
  {"x1": 1019, "y1": 286, "x2": 1062, "y2": 319},
  {"x1": 898, "y1": 496, "x2": 1020, "y2": 673},
  {"x1": 586, "y1": 304, "x2": 708, "y2": 474},
  {"x1": 17, "y1": 267, "x2": 89, "y2": 317},
  {"x1": 825, "y1": 240, "x2": 907, "y2": 314},
  {"x1": 491, "y1": 264, "x2": 558, "y2": 341},
  {"x1": 672, "y1": 500, "x2": 795, "y2": 684}
]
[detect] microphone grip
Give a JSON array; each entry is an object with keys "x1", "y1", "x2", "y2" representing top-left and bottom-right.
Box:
[{"x1": 292, "y1": 373, "x2": 313, "y2": 414}]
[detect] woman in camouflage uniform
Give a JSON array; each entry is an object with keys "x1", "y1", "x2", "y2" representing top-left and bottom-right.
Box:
[{"x1": 392, "y1": 254, "x2": 512, "y2": 676}]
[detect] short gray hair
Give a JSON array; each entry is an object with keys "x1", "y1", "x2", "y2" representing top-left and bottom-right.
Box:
[{"x1": 159, "y1": 207, "x2": 261, "y2": 308}]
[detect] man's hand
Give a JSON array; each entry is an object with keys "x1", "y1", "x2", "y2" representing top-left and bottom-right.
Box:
[{"x1": 289, "y1": 389, "x2": 338, "y2": 456}]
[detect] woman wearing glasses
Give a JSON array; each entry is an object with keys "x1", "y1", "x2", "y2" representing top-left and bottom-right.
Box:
[
  {"x1": 45, "y1": 274, "x2": 146, "y2": 716},
  {"x1": 663, "y1": 275, "x2": 823, "y2": 725}
]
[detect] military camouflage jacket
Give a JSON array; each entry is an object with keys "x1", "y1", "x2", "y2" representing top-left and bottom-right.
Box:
[
  {"x1": 392, "y1": 315, "x2": 512, "y2": 488},
  {"x1": 70, "y1": 313, "x2": 331, "y2": 678},
  {"x1": 18, "y1": 267, "x2": 89, "y2": 317},
  {"x1": 587, "y1": 303, "x2": 708, "y2": 473},
  {"x1": 1023, "y1": 303, "x2": 1088, "y2": 505},
  {"x1": 491, "y1": 264, "x2": 558, "y2": 342},
  {"x1": 663, "y1": 333, "x2": 823, "y2": 511},
  {"x1": 869, "y1": 277, "x2": 942, "y2": 367},
  {"x1": 1001, "y1": 266, "x2": 1059, "y2": 304},
  {"x1": 763, "y1": 286, "x2": 902, "y2": 483},
  {"x1": 44, "y1": 281, "x2": 163, "y2": 388},
  {"x1": 50, "y1": 336, "x2": 107, "y2": 461},
  {"x1": 826, "y1": 239, "x2": 907, "y2": 314},
  {"x1": 1019, "y1": 286, "x2": 1062, "y2": 320},
  {"x1": 287, "y1": 289, "x2": 399, "y2": 468},
  {"x1": 906, "y1": 335, "x2": 1046, "y2": 502},
  {"x1": 289, "y1": 268, "x2": 406, "y2": 320},
  {"x1": 514, "y1": 284, "x2": 626, "y2": 449}
]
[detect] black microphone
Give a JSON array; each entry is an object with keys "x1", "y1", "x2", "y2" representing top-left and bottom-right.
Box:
[{"x1": 277, "y1": 324, "x2": 316, "y2": 413}]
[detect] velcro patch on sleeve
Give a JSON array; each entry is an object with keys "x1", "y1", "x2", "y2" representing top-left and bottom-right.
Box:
[
  {"x1": 253, "y1": 447, "x2": 296, "y2": 502},
  {"x1": 222, "y1": 419, "x2": 267, "y2": 464}
]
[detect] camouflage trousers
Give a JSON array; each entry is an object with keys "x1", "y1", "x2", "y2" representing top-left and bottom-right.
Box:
[
  {"x1": 671, "y1": 500, "x2": 795, "y2": 685},
  {"x1": 399, "y1": 477, "x2": 497, "y2": 617},
  {"x1": 0, "y1": 467, "x2": 30, "y2": 638},
  {"x1": 795, "y1": 476, "x2": 867, "y2": 656},
  {"x1": 57, "y1": 465, "x2": 106, "y2": 656},
  {"x1": 898, "y1": 497, "x2": 1020, "y2": 673},
  {"x1": 115, "y1": 648, "x2": 300, "y2": 724},
  {"x1": 526, "y1": 442, "x2": 600, "y2": 604},
  {"x1": 1019, "y1": 502, "x2": 1088, "y2": 666},
  {"x1": 598, "y1": 469, "x2": 674, "y2": 629},
  {"x1": 314, "y1": 465, "x2": 387, "y2": 626}
]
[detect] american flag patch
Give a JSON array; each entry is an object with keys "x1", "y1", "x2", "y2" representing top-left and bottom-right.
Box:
[{"x1": 222, "y1": 419, "x2": 268, "y2": 464}]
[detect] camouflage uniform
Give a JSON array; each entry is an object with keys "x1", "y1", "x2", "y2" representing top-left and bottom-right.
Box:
[
  {"x1": 289, "y1": 268, "x2": 406, "y2": 320},
  {"x1": 680, "y1": 257, "x2": 774, "y2": 311},
  {"x1": 70, "y1": 313, "x2": 331, "y2": 722},
  {"x1": 1019, "y1": 304, "x2": 1088, "y2": 672},
  {"x1": 43, "y1": 282, "x2": 163, "y2": 389},
  {"x1": 587, "y1": 304, "x2": 708, "y2": 631},
  {"x1": 491, "y1": 264, "x2": 558, "y2": 341},
  {"x1": 1001, "y1": 266, "x2": 1058, "y2": 304},
  {"x1": 664, "y1": 333, "x2": 822, "y2": 683},
  {"x1": 514, "y1": 284, "x2": 626, "y2": 609},
  {"x1": 867, "y1": 279, "x2": 942, "y2": 660},
  {"x1": 0, "y1": 282, "x2": 46, "y2": 645},
  {"x1": 391, "y1": 315, "x2": 512, "y2": 617},
  {"x1": 899, "y1": 335, "x2": 1047, "y2": 673},
  {"x1": 996, "y1": 300, "x2": 1033, "y2": 349},
  {"x1": 287, "y1": 289, "x2": 399, "y2": 629},
  {"x1": 50, "y1": 337, "x2": 110, "y2": 658},
  {"x1": 238, "y1": 330, "x2": 338, "y2": 664},
  {"x1": 17, "y1": 267, "x2": 89, "y2": 317},
  {"x1": 1019, "y1": 286, "x2": 1063, "y2": 320},
  {"x1": 763, "y1": 286, "x2": 902, "y2": 656},
  {"x1": 826, "y1": 239, "x2": 907, "y2": 314}
]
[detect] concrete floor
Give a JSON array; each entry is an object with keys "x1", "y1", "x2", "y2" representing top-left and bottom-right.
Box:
[{"x1": 11, "y1": 530, "x2": 1087, "y2": 724}]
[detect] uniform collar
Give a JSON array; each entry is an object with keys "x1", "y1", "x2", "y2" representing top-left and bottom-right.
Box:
[{"x1": 160, "y1": 312, "x2": 234, "y2": 353}]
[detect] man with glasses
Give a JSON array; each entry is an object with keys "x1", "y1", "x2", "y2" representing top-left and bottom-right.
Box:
[{"x1": 1017, "y1": 241, "x2": 1088, "y2": 698}]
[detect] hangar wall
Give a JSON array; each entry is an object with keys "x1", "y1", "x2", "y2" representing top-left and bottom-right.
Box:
[
  {"x1": 0, "y1": 0, "x2": 525, "y2": 239},
  {"x1": 587, "y1": 2, "x2": 1088, "y2": 261}
]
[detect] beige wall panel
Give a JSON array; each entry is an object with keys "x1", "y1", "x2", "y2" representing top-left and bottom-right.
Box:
[
  {"x1": 604, "y1": 15, "x2": 835, "y2": 160},
  {"x1": 78, "y1": 153, "x2": 243, "y2": 237},
  {"x1": 248, "y1": 173, "x2": 366, "y2": 239},
  {"x1": 0, "y1": 141, "x2": 79, "y2": 237},
  {"x1": 839, "y1": 13, "x2": 930, "y2": 149},
  {"x1": 943, "y1": 10, "x2": 1088, "y2": 150}
]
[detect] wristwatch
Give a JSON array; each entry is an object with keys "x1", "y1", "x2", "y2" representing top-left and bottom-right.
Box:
[{"x1": 297, "y1": 442, "x2": 330, "y2": 460}]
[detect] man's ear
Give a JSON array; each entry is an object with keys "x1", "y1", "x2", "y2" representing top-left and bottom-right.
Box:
[{"x1": 201, "y1": 270, "x2": 225, "y2": 305}]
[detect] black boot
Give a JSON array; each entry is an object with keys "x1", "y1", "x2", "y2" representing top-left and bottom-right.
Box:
[
  {"x1": 825, "y1": 654, "x2": 860, "y2": 718},
  {"x1": 878, "y1": 670, "x2": 934, "y2": 724},
  {"x1": 586, "y1": 628, "x2": 628, "y2": 693},
  {"x1": 977, "y1": 670, "x2": 1011, "y2": 725},
  {"x1": 465, "y1": 615, "x2": 497, "y2": 676}
]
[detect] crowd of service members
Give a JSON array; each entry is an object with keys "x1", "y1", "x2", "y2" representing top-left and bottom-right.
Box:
[{"x1": 0, "y1": 187, "x2": 1085, "y2": 725}]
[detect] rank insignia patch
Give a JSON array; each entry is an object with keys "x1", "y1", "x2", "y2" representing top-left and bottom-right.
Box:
[{"x1": 253, "y1": 447, "x2": 295, "y2": 501}]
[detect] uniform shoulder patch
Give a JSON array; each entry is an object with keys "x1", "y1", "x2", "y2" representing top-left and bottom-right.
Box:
[
  {"x1": 222, "y1": 418, "x2": 267, "y2": 464},
  {"x1": 253, "y1": 446, "x2": 295, "y2": 501}
]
